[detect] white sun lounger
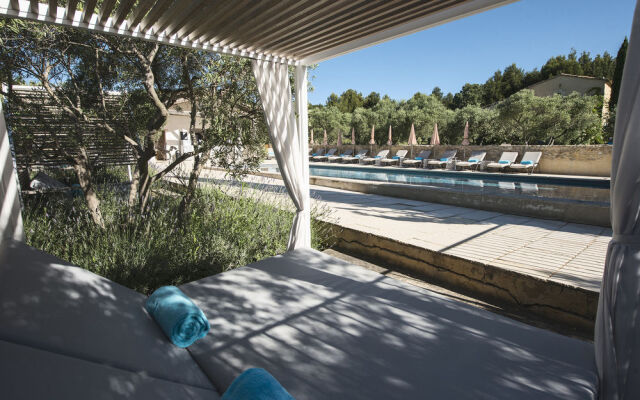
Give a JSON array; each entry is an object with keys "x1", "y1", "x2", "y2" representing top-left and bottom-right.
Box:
[
  {"x1": 328, "y1": 149, "x2": 353, "y2": 163},
  {"x1": 312, "y1": 148, "x2": 337, "y2": 162},
  {"x1": 486, "y1": 152, "x2": 519, "y2": 170},
  {"x1": 341, "y1": 149, "x2": 368, "y2": 163},
  {"x1": 427, "y1": 150, "x2": 457, "y2": 168},
  {"x1": 509, "y1": 151, "x2": 542, "y2": 174},
  {"x1": 401, "y1": 150, "x2": 431, "y2": 168},
  {"x1": 380, "y1": 149, "x2": 408, "y2": 166},
  {"x1": 361, "y1": 149, "x2": 389, "y2": 165},
  {"x1": 456, "y1": 151, "x2": 487, "y2": 170}
]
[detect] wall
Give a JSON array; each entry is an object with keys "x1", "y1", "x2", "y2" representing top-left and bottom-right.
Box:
[
  {"x1": 311, "y1": 144, "x2": 613, "y2": 177},
  {"x1": 0, "y1": 101, "x2": 24, "y2": 249}
]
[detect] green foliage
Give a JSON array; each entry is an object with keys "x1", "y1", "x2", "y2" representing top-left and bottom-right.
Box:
[
  {"x1": 610, "y1": 37, "x2": 628, "y2": 110},
  {"x1": 310, "y1": 89, "x2": 603, "y2": 146},
  {"x1": 23, "y1": 183, "x2": 337, "y2": 294}
]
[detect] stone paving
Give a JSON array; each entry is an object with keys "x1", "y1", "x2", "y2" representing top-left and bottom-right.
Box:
[{"x1": 164, "y1": 163, "x2": 609, "y2": 293}]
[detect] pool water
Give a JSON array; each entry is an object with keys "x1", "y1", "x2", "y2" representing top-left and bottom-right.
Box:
[{"x1": 260, "y1": 163, "x2": 610, "y2": 205}]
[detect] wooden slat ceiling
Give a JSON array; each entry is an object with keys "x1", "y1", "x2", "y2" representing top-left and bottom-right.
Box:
[{"x1": 0, "y1": 0, "x2": 516, "y2": 64}]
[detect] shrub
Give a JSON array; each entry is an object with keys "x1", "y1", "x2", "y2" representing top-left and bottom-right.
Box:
[{"x1": 23, "y1": 182, "x2": 336, "y2": 294}]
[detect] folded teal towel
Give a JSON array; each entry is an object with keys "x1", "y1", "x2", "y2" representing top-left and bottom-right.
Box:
[
  {"x1": 375, "y1": 155, "x2": 382, "y2": 159},
  {"x1": 311, "y1": 153, "x2": 318, "y2": 156},
  {"x1": 145, "y1": 286, "x2": 210, "y2": 348},
  {"x1": 468, "y1": 159, "x2": 478, "y2": 163},
  {"x1": 415, "y1": 157, "x2": 423, "y2": 160},
  {"x1": 440, "y1": 158, "x2": 448, "y2": 162},
  {"x1": 355, "y1": 154, "x2": 362, "y2": 158},
  {"x1": 222, "y1": 368, "x2": 294, "y2": 400},
  {"x1": 521, "y1": 160, "x2": 533, "y2": 165},
  {"x1": 392, "y1": 156, "x2": 400, "y2": 159},
  {"x1": 498, "y1": 160, "x2": 510, "y2": 164},
  {"x1": 340, "y1": 154, "x2": 348, "y2": 156}
]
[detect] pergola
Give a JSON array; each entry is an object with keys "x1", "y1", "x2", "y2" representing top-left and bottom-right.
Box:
[{"x1": 1, "y1": 0, "x2": 639, "y2": 398}]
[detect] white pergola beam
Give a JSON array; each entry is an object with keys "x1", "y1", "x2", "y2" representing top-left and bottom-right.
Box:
[
  {"x1": 0, "y1": 0, "x2": 298, "y2": 65},
  {"x1": 299, "y1": 0, "x2": 517, "y2": 65}
]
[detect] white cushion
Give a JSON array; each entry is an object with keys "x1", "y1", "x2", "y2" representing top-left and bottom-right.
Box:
[
  {"x1": 0, "y1": 240, "x2": 215, "y2": 390},
  {"x1": 0, "y1": 339, "x2": 220, "y2": 400},
  {"x1": 181, "y1": 248, "x2": 597, "y2": 400}
]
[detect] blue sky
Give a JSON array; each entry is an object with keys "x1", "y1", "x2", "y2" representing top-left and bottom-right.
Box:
[{"x1": 308, "y1": 0, "x2": 636, "y2": 105}]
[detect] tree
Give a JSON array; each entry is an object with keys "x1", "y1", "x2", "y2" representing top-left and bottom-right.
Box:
[
  {"x1": 363, "y1": 91, "x2": 380, "y2": 109},
  {"x1": 0, "y1": 19, "x2": 125, "y2": 227},
  {"x1": 337, "y1": 89, "x2": 363, "y2": 113},
  {"x1": 326, "y1": 93, "x2": 339, "y2": 107},
  {"x1": 178, "y1": 55, "x2": 266, "y2": 223},
  {"x1": 610, "y1": 37, "x2": 628, "y2": 111},
  {"x1": 431, "y1": 87, "x2": 443, "y2": 101}
]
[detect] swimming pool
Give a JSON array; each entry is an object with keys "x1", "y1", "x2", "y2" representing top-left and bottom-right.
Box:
[{"x1": 259, "y1": 163, "x2": 610, "y2": 205}]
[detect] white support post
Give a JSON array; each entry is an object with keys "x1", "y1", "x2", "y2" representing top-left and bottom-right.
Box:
[
  {"x1": 0, "y1": 100, "x2": 24, "y2": 248},
  {"x1": 295, "y1": 64, "x2": 311, "y2": 248}
]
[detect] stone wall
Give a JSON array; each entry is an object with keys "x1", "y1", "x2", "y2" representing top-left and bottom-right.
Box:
[{"x1": 311, "y1": 144, "x2": 612, "y2": 177}]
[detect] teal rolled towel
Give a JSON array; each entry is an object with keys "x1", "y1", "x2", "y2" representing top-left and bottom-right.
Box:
[
  {"x1": 145, "y1": 286, "x2": 210, "y2": 348},
  {"x1": 222, "y1": 368, "x2": 294, "y2": 400}
]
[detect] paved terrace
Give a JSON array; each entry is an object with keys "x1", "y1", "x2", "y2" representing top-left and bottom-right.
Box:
[{"x1": 161, "y1": 162, "x2": 609, "y2": 334}]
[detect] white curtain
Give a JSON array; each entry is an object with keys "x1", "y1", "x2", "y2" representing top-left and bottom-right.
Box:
[
  {"x1": 252, "y1": 60, "x2": 311, "y2": 250},
  {"x1": 0, "y1": 100, "x2": 24, "y2": 246},
  {"x1": 595, "y1": 1, "x2": 640, "y2": 399}
]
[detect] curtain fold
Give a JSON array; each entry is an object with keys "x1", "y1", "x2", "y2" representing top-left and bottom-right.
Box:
[
  {"x1": 595, "y1": 1, "x2": 640, "y2": 399},
  {"x1": 0, "y1": 100, "x2": 24, "y2": 245},
  {"x1": 252, "y1": 60, "x2": 311, "y2": 250}
]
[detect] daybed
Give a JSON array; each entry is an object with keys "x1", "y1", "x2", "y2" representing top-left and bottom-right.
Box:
[
  {"x1": 328, "y1": 149, "x2": 353, "y2": 163},
  {"x1": 0, "y1": 240, "x2": 597, "y2": 399}
]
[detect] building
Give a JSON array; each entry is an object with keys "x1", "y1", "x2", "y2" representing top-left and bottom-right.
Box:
[{"x1": 526, "y1": 73, "x2": 612, "y2": 121}]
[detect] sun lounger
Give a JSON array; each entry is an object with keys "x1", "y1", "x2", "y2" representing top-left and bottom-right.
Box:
[
  {"x1": 312, "y1": 148, "x2": 337, "y2": 162},
  {"x1": 455, "y1": 151, "x2": 487, "y2": 170},
  {"x1": 401, "y1": 150, "x2": 431, "y2": 168},
  {"x1": 361, "y1": 149, "x2": 389, "y2": 165},
  {"x1": 328, "y1": 149, "x2": 353, "y2": 163},
  {"x1": 509, "y1": 151, "x2": 542, "y2": 174},
  {"x1": 309, "y1": 149, "x2": 325, "y2": 161},
  {"x1": 341, "y1": 149, "x2": 368, "y2": 163},
  {"x1": 380, "y1": 149, "x2": 408, "y2": 166},
  {"x1": 180, "y1": 248, "x2": 597, "y2": 400},
  {"x1": 427, "y1": 150, "x2": 457, "y2": 168},
  {"x1": 485, "y1": 152, "x2": 519, "y2": 171}
]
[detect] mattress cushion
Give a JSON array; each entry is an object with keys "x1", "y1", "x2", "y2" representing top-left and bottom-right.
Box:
[
  {"x1": 0, "y1": 339, "x2": 220, "y2": 400},
  {"x1": 0, "y1": 240, "x2": 215, "y2": 391},
  {"x1": 181, "y1": 248, "x2": 597, "y2": 400}
]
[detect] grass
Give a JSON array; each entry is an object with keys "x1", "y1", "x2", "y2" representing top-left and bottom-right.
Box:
[{"x1": 23, "y1": 177, "x2": 337, "y2": 294}]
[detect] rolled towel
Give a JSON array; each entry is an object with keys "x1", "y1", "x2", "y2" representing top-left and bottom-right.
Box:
[
  {"x1": 145, "y1": 286, "x2": 210, "y2": 348},
  {"x1": 222, "y1": 368, "x2": 294, "y2": 400}
]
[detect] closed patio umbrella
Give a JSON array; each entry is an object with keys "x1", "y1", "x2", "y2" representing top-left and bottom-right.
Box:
[
  {"x1": 337, "y1": 130, "x2": 342, "y2": 147},
  {"x1": 322, "y1": 129, "x2": 328, "y2": 146},
  {"x1": 408, "y1": 123, "x2": 418, "y2": 158},
  {"x1": 387, "y1": 125, "x2": 393, "y2": 146},
  {"x1": 431, "y1": 123, "x2": 440, "y2": 145},
  {"x1": 462, "y1": 121, "x2": 470, "y2": 146},
  {"x1": 369, "y1": 125, "x2": 375, "y2": 155},
  {"x1": 595, "y1": 3, "x2": 640, "y2": 398},
  {"x1": 310, "y1": 129, "x2": 315, "y2": 145}
]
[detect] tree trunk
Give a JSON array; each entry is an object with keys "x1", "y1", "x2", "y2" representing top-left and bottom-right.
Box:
[
  {"x1": 178, "y1": 151, "x2": 209, "y2": 225},
  {"x1": 73, "y1": 151, "x2": 105, "y2": 228}
]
